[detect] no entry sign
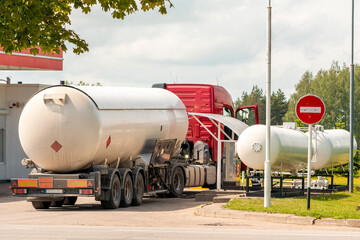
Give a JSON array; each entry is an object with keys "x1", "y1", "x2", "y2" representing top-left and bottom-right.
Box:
[
  {"x1": 296, "y1": 95, "x2": 325, "y2": 125},
  {"x1": 296, "y1": 94, "x2": 326, "y2": 210}
]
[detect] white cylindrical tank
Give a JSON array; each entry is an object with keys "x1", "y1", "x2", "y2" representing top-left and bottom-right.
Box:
[
  {"x1": 237, "y1": 125, "x2": 357, "y2": 172},
  {"x1": 237, "y1": 125, "x2": 308, "y2": 172},
  {"x1": 19, "y1": 85, "x2": 189, "y2": 172},
  {"x1": 310, "y1": 129, "x2": 357, "y2": 169}
]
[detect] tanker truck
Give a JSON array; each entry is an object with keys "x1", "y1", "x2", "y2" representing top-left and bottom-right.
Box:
[{"x1": 10, "y1": 85, "x2": 232, "y2": 209}]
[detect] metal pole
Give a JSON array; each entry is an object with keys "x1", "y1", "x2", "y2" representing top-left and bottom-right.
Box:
[
  {"x1": 349, "y1": 0, "x2": 355, "y2": 193},
  {"x1": 264, "y1": 0, "x2": 272, "y2": 208},
  {"x1": 307, "y1": 124, "x2": 312, "y2": 210},
  {"x1": 216, "y1": 121, "x2": 222, "y2": 191}
]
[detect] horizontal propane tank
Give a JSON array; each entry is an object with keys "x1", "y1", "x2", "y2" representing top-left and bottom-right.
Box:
[
  {"x1": 237, "y1": 124, "x2": 357, "y2": 172},
  {"x1": 19, "y1": 85, "x2": 189, "y2": 172},
  {"x1": 309, "y1": 128, "x2": 357, "y2": 169}
]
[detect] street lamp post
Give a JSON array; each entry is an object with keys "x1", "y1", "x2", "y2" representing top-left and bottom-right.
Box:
[
  {"x1": 349, "y1": 0, "x2": 354, "y2": 193},
  {"x1": 264, "y1": 0, "x2": 272, "y2": 208}
]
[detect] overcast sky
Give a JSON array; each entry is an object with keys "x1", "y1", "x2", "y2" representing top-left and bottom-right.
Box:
[{"x1": 2, "y1": 0, "x2": 359, "y2": 100}]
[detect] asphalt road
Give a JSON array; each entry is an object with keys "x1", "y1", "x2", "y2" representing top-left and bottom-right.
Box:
[
  {"x1": 0, "y1": 185, "x2": 360, "y2": 239},
  {"x1": 1, "y1": 225, "x2": 360, "y2": 240}
]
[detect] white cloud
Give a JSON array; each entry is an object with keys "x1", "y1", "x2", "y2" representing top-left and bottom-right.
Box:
[{"x1": 2, "y1": 0, "x2": 359, "y2": 101}]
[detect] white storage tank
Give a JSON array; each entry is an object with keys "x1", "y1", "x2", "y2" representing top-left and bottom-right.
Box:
[
  {"x1": 237, "y1": 125, "x2": 357, "y2": 171},
  {"x1": 237, "y1": 125, "x2": 308, "y2": 172},
  {"x1": 310, "y1": 129, "x2": 357, "y2": 169},
  {"x1": 19, "y1": 85, "x2": 189, "y2": 172}
]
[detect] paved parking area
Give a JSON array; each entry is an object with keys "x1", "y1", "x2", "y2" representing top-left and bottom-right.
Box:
[{"x1": 0, "y1": 181, "x2": 359, "y2": 231}]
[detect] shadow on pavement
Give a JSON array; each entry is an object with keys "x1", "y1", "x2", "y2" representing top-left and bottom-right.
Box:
[
  {"x1": 1, "y1": 187, "x2": 209, "y2": 212},
  {"x1": 46, "y1": 195, "x2": 208, "y2": 212}
]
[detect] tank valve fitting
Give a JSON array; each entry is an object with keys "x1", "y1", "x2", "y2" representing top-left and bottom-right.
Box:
[{"x1": 21, "y1": 158, "x2": 36, "y2": 168}]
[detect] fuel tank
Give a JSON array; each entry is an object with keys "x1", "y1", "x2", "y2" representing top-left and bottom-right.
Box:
[
  {"x1": 310, "y1": 129, "x2": 357, "y2": 170},
  {"x1": 19, "y1": 85, "x2": 189, "y2": 172},
  {"x1": 236, "y1": 125, "x2": 357, "y2": 171}
]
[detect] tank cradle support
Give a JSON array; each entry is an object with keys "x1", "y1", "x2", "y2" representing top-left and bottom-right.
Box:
[
  {"x1": 245, "y1": 169, "x2": 351, "y2": 197},
  {"x1": 245, "y1": 174, "x2": 305, "y2": 198},
  {"x1": 315, "y1": 170, "x2": 350, "y2": 189}
]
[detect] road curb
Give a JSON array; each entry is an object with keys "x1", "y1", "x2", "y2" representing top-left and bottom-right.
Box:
[
  {"x1": 194, "y1": 203, "x2": 360, "y2": 228},
  {"x1": 346, "y1": 219, "x2": 360, "y2": 228},
  {"x1": 314, "y1": 218, "x2": 346, "y2": 226}
]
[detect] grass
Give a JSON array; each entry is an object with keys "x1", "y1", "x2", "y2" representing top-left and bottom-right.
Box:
[
  {"x1": 332, "y1": 175, "x2": 360, "y2": 186},
  {"x1": 224, "y1": 175, "x2": 360, "y2": 219}
]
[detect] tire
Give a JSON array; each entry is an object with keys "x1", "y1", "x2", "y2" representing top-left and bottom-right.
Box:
[
  {"x1": 63, "y1": 197, "x2": 77, "y2": 205},
  {"x1": 51, "y1": 198, "x2": 65, "y2": 207},
  {"x1": 132, "y1": 173, "x2": 144, "y2": 206},
  {"x1": 101, "y1": 175, "x2": 121, "y2": 209},
  {"x1": 120, "y1": 173, "x2": 133, "y2": 207},
  {"x1": 31, "y1": 201, "x2": 51, "y2": 209},
  {"x1": 169, "y1": 167, "x2": 185, "y2": 197}
]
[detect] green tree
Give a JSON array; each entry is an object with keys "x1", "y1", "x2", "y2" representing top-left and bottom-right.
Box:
[
  {"x1": 234, "y1": 85, "x2": 288, "y2": 125},
  {"x1": 235, "y1": 85, "x2": 266, "y2": 124},
  {"x1": 65, "y1": 80, "x2": 102, "y2": 86},
  {"x1": 0, "y1": 0, "x2": 173, "y2": 55},
  {"x1": 271, "y1": 89, "x2": 288, "y2": 125},
  {"x1": 284, "y1": 62, "x2": 360, "y2": 139},
  {"x1": 283, "y1": 71, "x2": 313, "y2": 123},
  {"x1": 335, "y1": 114, "x2": 345, "y2": 129}
]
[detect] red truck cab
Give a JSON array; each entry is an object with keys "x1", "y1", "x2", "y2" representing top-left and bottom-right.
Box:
[{"x1": 153, "y1": 83, "x2": 258, "y2": 163}]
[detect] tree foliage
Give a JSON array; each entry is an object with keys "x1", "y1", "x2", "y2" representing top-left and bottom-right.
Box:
[
  {"x1": 0, "y1": 0, "x2": 173, "y2": 55},
  {"x1": 235, "y1": 85, "x2": 265, "y2": 124},
  {"x1": 283, "y1": 62, "x2": 360, "y2": 139},
  {"x1": 282, "y1": 71, "x2": 313, "y2": 123},
  {"x1": 65, "y1": 80, "x2": 102, "y2": 86},
  {"x1": 271, "y1": 89, "x2": 288, "y2": 125},
  {"x1": 234, "y1": 85, "x2": 288, "y2": 125}
]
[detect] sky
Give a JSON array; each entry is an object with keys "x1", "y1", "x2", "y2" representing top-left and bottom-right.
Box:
[{"x1": 1, "y1": 0, "x2": 358, "y2": 100}]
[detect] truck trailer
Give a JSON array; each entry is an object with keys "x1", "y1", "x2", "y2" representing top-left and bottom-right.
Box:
[{"x1": 10, "y1": 84, "x2": 251, "y2": 209}]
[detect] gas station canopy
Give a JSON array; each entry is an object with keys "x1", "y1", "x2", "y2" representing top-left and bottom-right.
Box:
[{"x1": 0, "y1": 47, "x2": 63, "y2": 71}]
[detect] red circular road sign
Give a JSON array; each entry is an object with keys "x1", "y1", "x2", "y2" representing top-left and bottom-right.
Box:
[{"x1": 296, "y1": 94, "x2": 325, "y2": 125}]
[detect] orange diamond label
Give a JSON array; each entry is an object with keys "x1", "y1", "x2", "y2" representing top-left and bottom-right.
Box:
[{"x1": 51, "y1": 141, "x2": 62, "y2": 152}]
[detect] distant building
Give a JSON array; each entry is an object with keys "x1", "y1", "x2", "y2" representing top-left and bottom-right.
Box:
[{"x1": 0, "y1": 83, "x2": 48, "y2": 180}]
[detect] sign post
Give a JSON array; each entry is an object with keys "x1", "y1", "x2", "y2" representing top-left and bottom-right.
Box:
[
  {"x1": 306, "y1": 124, "x2": 312, "y2": 210},
  {"x1": 296, "y1": 95, "x2": 325, "y2": 210}
]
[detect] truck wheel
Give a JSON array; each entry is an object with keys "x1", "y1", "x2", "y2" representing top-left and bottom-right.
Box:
[
  {"x1": 170, "y1": 167, "x2": 185, "y2": 197},
  {"x1": 101, "y1": 175, "x2": 121, "y2": 209},
  {"x1": 31, "y1": 201, "x2": 51, "y2": 209},
  {"x1": 120, "y1": 173, "x2": 133, "y2": 207},
  {"x1": 132, "y1": 173, "x2": 144, "y2": 206},
  {"x1": 63, "y1": 197, "x2": 78, "y2": 205},
  {"x1": 51, "y1": 198, "x2": 65, "y2": 207}
]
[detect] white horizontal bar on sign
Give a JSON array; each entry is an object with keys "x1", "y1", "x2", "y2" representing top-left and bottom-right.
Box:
[{"x1": 300, "y1": 107, "x2": 321, "y2": 113}]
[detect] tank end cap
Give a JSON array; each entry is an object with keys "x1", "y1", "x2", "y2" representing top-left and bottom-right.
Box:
[{"x1": 252, "y1": 142, "x2": 262, "y2": 152}]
